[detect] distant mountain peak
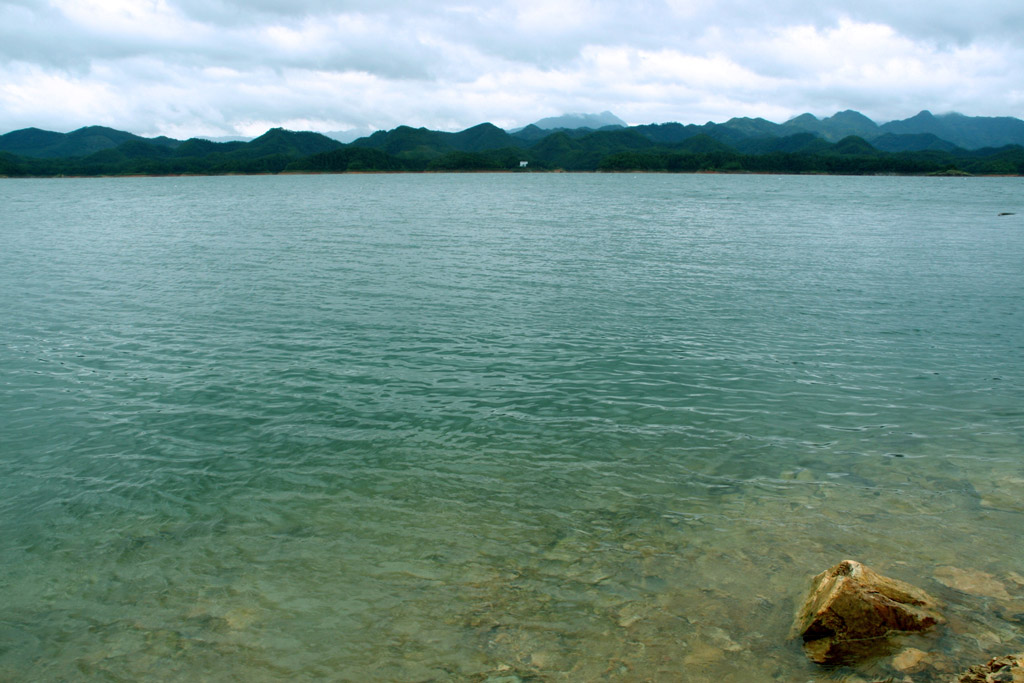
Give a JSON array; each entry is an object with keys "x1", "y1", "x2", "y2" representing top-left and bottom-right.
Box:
[
  {"x1": 830, "y1": 110, "x2": 876, "y2": 124},
  {"x1": 527, "y1": 111, "x2": 627, "y2": 131},
  {"x1": 463, "y1": 122, "x2": 503, "y2": 132},
  {"x1": 786, "y1": 113, "x2": 819, "y2": 124},
  {"x1": 880, "y1": 110, "x2": 1024, "y2": 148},
  {"x1": 780, "y1": 110, "x2": 877, "y2": 141}
]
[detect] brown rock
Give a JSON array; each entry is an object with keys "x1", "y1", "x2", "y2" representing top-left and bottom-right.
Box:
[
  {"x1": 793, "y1": 560, "x2": 943, "y2": 664},
  {"x1": 956, "y1": 653, "x2": 1024, "y2": 682}
]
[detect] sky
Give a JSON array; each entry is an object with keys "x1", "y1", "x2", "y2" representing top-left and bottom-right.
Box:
[{"x1": 1, "y1": 0, "x2": 1023, "y2": 139}]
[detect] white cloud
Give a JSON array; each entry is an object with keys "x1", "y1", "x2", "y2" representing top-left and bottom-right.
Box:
[{"x1": 0, "y1": 0, "x2": 1022, "y2": 137}]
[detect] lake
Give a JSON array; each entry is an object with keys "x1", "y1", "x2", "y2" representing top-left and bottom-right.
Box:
[{"x1": 1, "y1": 173, "x2": 1022, "y2": 681}]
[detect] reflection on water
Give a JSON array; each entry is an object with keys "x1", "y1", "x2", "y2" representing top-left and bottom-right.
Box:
[{"x1": 0, "y1": 174, "x2": 1022, "y2": 681}]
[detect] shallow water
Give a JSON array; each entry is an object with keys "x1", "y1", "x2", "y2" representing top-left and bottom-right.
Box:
[{"x1": 1, "y1": 174, "x2": 1022, "y2": 681}]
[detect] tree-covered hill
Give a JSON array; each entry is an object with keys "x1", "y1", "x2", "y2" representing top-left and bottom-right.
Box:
[
  {"x1": 594, "y1": 133, "x2": 1024, "y2": 175},
  {"x1": 0, "y1": 128, "x2": 344, "y2": 175},
  {"x1": 238, "y1": 128, "x2": 342, "y2": 158},
  {"x1": 2, "y1": 118, "x2": 1023, "y2": 177},
  {"x1": 6, "y1": 108, "x2": 1024, "y2": 171},
  {"x1": 348, "y1": 122, "x2": 517, "y2": 161},
  {"x1": 879, "y1": 111, "x2": 1024, "y2": 150},
  {"x1": 780, "y1": 110, "x2": 880, "y2": 141},
  {"x1": 734, "y1": 132, "x2": 833, "y2": 155},
  {"x1": 870, "y1": 133, "x2": 961, "y2": 153},
  {"x1": 449, "y1": 123, "x2": 517, "y2": 152},
  {"x1": 292, "y1": 147, "x2": 411, "y2": 172},
  {"x1": 0, "y1": 125, "x2": 180, "y2": 158}
]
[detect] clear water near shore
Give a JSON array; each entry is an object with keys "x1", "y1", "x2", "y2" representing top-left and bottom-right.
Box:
[{"x1": 1, "y1": 174, "x2": 1022, "y2": 681}]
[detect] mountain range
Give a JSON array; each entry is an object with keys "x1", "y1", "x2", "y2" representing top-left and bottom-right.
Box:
[
  {"x1": 508, "y1": 109, "x2": 1024, "y2": 151},
  {"x1": 1, "y1": 110, "x2": 1023, "y2": 176},
  {"x1": 508, "y1": 111, "x2": 628, "y2": 134}
]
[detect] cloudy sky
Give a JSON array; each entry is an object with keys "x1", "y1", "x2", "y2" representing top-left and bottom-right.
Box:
[{"x1": 2, "y1": 0, "x2": 1023, "y2": 139}]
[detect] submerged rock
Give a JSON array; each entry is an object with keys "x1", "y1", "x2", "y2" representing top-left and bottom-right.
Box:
[
  {"x1": 792, "y1": 559, "x2": 943, "y2": 664},
  {"x1": 934, "y1": 566, "x2": 1012, "y2": 599},
  {"x1": 891, "y1": 646, "x2": 930, "y2": 673},
  {"x1": 956, "y1": 653, "x2": 1024, "y2": 682}
]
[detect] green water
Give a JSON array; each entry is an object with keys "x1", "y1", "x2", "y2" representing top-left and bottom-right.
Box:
[{"x1": 0, "y1": 174, "x2": 1022, "y2": 681}]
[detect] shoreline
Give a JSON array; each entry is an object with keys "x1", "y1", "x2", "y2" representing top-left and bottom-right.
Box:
[{"x1": 1, "y1": 169, "x2": 1020, "y2": 179}]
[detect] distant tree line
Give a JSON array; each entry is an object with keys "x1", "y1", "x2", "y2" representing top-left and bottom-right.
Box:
[{"x1": 1, "y1": 124, "x2": 1023, "y2": 177}]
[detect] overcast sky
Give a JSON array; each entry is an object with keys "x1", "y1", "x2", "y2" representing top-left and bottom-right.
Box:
[{"x1": 2, "y1": 0, "x2": 1023, "y2": 138}]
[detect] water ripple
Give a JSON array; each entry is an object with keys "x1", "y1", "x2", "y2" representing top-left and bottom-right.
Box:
[{"x1": 1, "y1": 174, "x2": 1022, "y2": 680}]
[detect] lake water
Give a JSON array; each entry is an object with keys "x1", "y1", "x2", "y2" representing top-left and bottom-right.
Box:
[{"x1": 0, "y1": 174, "x2": 1022, "y2": 681}]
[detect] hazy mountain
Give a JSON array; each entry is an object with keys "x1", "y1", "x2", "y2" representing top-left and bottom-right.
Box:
[
  {"x1": 720, "y1": 116, "x2": 782, "y2": 138},
  {"x1": 778, "y1": 110, "x2": 1024, "y2": 149},
  {"x1": 878, "y1": 111, "x2": 1024, "y2": 149},
  {"x1": 520, "y1": 111, "x2": 627, "y2": 131},
  {"x1": 781, "y1": 110, "x2": 879, "y2": 141}
]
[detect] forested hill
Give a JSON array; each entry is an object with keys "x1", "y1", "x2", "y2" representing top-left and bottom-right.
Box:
[
  {"x1": 0, "y1": 125, "x2": 181, "y2": 158},
  {"x1": 2, "y1": 114, "x2": 1024, "y2": 177}
]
